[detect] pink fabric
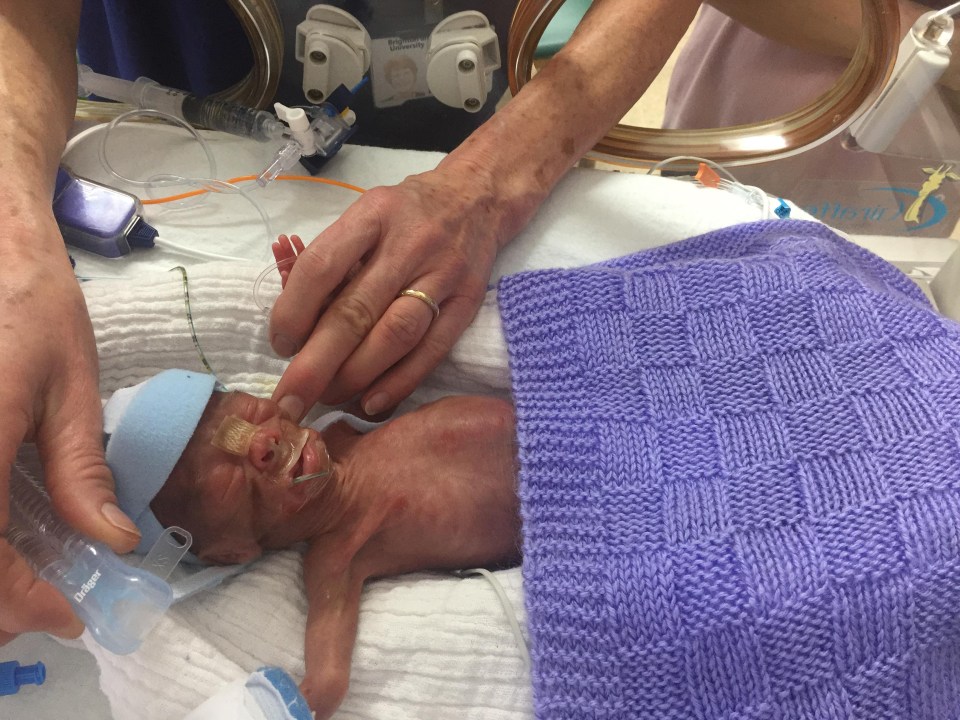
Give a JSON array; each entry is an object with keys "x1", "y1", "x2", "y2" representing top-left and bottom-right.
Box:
[
  {"x1": 664, "y1": 7, "x2": 846, "y2": 130},
  {"x1": 661, "y1": 4, "x2": 960, "y2": 232},
  {"x1": 663, "y1": 7, "x2": 883, "y2": 190}
]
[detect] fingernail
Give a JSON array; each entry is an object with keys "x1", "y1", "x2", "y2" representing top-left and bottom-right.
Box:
[
  {"x1": 101, "y1": 502, "x2": 141, "y2": 538},
  {"x1": 54, "y1": 616, "x2": 85, "y2": 640},
  {"x1": 363, "y1": 392, "x2": 391, "y2": 416},
  {"x1": 278, "y1": 395, "x2": 305, "y2": 421},
  {"x1": 272, "y1": 333, "x2": 299, "y2": 358}
]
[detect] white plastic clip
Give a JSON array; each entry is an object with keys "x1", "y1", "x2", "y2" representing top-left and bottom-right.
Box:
[
  {"x1": 275, "y1": 102, "x2": 317, "y2": 156},
  {"x1": 140, "y1": 526, "x2": 193, "y2": 582},
  {"x1": 426, "y1": 11, "x2": 500, "y2": 112},
  {"x1": 846, "y1": 11, "x2": 953, "y2": 153},
  {"x1": 296, "y1": 5, "x2": 372, "y2": 104}
]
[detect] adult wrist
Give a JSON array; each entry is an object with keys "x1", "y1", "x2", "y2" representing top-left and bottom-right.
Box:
[
  {"x1": 437, "y1": 136, "x2": 554, "y2": 251},
  {"x1": 0, "y1": 210, "x2": 71, "y2": 265}
]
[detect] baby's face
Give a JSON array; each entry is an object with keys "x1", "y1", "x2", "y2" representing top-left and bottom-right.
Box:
[{"x1": 150, "y1": 392, "x2": 331, "y2": 564}]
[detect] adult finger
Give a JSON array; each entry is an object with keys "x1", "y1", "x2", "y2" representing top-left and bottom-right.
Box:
[
  {"x1": 270, "y1": 211, "x2": 381, "y2": 358},
  {"x1": 272, "y1": 261, "x2": 408, "y2": 420},
  {"x1": 0, "y1": 404, "x2": 83, "y2": 642},
  {"x1": 0, "y1": 411, "x2": 82, "y2": 639},
  {"x1": 35, "y1": 366, "x2": 140, "y2": 553},
  {"x1": 358, "y1": 293, "x2": 480, "y2": 415},
  {"x1": 0, "y1": 540, "x2": 82, "y2": 639},
  {"x1": 321, "y1": 283, "x2": 441, "y2": 406},
  {"x1": 299, "y1": 539, "x2": 366, "y2": 719}
]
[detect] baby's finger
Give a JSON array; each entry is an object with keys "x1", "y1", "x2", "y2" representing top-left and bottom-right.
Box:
[
  {"x1": 273, "y1": 235, "x2": 296, "y2": 266},
  {"x1": 299, "y1": 539, "x2": 366, "y2": 719}
]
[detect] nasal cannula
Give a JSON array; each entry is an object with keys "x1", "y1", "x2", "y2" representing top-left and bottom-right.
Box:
[{"x1": 77, "y1": 64, "x2": 286, "y2": 143}]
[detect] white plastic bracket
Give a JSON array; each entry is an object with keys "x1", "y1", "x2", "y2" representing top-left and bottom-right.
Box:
[
  {"x1": 846, "y1": 11, "x2": 953, "y2": 154},
  {"x1": 296, "y1": 5, "x2": 372, "y2": 104},
  {"x1": 426, "y1": 11, "x2": 500, "y2": 112}
]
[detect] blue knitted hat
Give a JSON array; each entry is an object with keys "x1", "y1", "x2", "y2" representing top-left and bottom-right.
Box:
[{"x1": 104, "y1": 370, "x2": 217, "y2": 554}]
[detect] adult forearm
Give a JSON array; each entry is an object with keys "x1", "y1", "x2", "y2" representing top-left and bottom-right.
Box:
[
  {"x1": 438, "y1": 0, "x2": 702, "y2": 248},
  {"x1": 0, "y1": 1, "x2": 82, "y2": 241}
]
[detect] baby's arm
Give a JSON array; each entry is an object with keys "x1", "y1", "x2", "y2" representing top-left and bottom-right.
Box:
[{"x1": 295, "y1": 395, "x2": 521, "y2": 718}]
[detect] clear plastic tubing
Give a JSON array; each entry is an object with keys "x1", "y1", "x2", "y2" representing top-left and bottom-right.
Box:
[
  {"x1": 78, "y1": 64, "x2": 285, "y2": 143},
  {"x1": 6, "y1": 465, "x2": 173, "y2": 655}
]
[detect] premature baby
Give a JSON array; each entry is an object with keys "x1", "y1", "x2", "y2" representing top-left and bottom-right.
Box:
[{"x1": 103, "y1": 369, "x2": 520, "y2": 717}]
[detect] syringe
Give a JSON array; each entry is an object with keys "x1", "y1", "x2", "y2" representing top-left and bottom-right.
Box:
[
  {"x1": 77, "y1": 65, "x2": 285, "y2": 143},
  {"x1": 6, "y1": 464, "x2": 173, "y2": 655}
]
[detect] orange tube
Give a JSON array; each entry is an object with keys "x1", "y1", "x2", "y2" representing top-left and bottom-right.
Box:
[{"x1": 140, "y1": 174, "x2": 366, "y2": 205}]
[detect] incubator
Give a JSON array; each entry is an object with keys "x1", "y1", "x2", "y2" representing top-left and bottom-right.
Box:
[
  {"x1": 77, "y1": 1, "x2": 513, "y2": 152},
  {"x1": 512, "y1": 0, "x2": 960, "y2": 241},
  {"x1": 77, "y1": 0, "x2": 960, "y2": 240}
]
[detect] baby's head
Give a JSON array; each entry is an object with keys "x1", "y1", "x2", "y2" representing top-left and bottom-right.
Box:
[{"x1": 104, "y1": 370, "x2": 330, "y2": 565}]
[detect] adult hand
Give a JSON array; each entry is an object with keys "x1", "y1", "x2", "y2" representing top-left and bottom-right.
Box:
[
  {"x1": 285, "y1": 396, "x2": 521, "y2": 717},
  {"x1": 269, "y1": 159, "x2": 515, "y2": 420},
  {"x1": 0, "y1": 219, "x2": 141, "y2": 645}
]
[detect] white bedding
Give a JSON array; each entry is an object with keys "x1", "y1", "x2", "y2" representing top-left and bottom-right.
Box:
[{"x1": 60, "y1": 130, "x2": 781, "y2": 718}]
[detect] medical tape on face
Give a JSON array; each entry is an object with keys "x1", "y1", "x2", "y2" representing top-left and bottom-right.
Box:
[{"x1": 211, "y1": 415, "x2": 258, "y2": 456}]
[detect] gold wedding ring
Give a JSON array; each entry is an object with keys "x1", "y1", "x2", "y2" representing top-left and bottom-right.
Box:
[{"x1": 398, "y1": 289, "x2": 440, "y2": 319}]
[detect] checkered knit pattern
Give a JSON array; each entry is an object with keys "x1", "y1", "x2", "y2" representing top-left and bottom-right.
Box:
[{"x1": 498, "y1": 219, "x2": 960, "y2": 719}]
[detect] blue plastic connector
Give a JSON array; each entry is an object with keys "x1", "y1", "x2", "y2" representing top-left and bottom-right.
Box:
[
  {"x1": 0, "y1": 661, "x2": 46, "y2": 696},
  {"x1": 127, "y1": 217, "x2": 158, "y2": 249},
  {"x1": 775, "y1": 199, "x2": 792, "y2": 219}
]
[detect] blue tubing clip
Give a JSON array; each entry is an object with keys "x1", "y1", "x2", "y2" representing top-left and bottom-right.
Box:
[{"x1": 0, "y1": 660, "x2": 46, "y2": 695}]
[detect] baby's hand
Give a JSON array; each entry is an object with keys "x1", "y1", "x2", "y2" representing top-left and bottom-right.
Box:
[
  {"x1": 295, "y1": 396, "x2": 520, "y2": 718},
  {"x1": 271, "y1": 233, "x2": 304, "y2": 289}
]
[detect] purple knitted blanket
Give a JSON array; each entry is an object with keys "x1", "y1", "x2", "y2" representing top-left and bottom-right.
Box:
[{"x1": 498, "y1": 219, "x2": 960, "y2": 719}]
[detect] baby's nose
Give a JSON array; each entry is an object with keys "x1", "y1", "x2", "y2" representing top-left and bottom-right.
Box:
[{"x1": 247, "y1": 431, "x2": 282, "y2": 472}]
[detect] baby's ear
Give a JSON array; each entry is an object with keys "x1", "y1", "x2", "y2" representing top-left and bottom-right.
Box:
[{"x1": 197, "y1": 537, "x2": 262, "y2": 566}]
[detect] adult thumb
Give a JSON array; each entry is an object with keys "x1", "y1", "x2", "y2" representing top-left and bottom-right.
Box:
[
  {"x1": 299, "y1": 538, "x2": 366, "y2": 719},
  {"x1": 34, "y1": 381, "x2": 140, "y2": 554}
]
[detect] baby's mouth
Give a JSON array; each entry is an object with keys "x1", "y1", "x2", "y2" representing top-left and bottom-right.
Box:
[{"x1": 290, "y1": 429, "x2": 331, "y2": 486}]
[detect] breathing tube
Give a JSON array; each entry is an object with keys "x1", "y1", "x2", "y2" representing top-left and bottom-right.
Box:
[
  {"x1": 224, "y1": 0, "x2": 284, "y2": 109},
  {"x1": 6, "y1": 465, "x2": 173, "y2": 655},
  {"x1": 506, "y1": 0, "x2": 902, "y2": 167}
]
